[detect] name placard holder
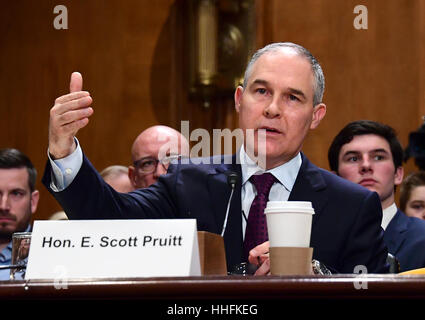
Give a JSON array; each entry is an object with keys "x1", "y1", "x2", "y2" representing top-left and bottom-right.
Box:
[{"x1": 25, "y1": 219, "x2": 201, "y2": 279}]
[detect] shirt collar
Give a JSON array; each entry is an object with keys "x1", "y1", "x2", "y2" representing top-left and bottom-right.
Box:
[
  {"x1": 238, "y1": 145, "x2": 302, "y2": 192},
  {"x1": 382, "y1": 202, "x2": 397, "y2": 230}
]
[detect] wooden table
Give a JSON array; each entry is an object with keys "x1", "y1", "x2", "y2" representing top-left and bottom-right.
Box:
[{"x1": 2, "y1": 275, "x2": 423, "y2": 316}]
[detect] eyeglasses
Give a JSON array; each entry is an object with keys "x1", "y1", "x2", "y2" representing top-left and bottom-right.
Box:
[{"x1": 133, "y1": 154, "x2": 182, "y2": 174}]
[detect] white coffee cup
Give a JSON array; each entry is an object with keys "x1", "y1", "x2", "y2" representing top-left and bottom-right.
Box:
[{"x1": 265, "y1": 201, "x2": 315, "y2": 248}]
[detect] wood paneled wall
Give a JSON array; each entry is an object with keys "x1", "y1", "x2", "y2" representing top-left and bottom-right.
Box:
[
  {"x1": 1, "y1": 0, "x2": 424, "y2": 219},
  {"x1": 0, "y1": 0, "x2": 181, "y2": 219},
  {"x1": 262, "y1": 0, "x2": 425, "y2": 171}
]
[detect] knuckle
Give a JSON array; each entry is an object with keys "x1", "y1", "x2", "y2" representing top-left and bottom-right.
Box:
[{"x1": 50, "y1": 106, "x2": 58, "y2": 116}]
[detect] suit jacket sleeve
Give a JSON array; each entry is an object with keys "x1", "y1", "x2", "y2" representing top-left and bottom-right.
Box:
[{"x1": 42, "y1": 153, "x2": 180, "y2": 220}]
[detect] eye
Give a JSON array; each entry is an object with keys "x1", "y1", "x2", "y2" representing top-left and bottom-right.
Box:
[
  {"x1": 347, "y1": 156, "x2": 358, "y2": 162},
  {"x1": 10, "y1": 190, "x2": 25, "y2": 198},
  {"x1": 411, "y1": 204, "x2": 425, "y2": 210},
  {"x1": 373, "y1": 155, "x2": 385, "y2": 161},
  {"x1": 289, "y1": 94, "x2": 300, "y2": 101},
  {"x1": 137, "y1": 160, "x2": 157, "y2": 171},
  {"x1": 256, "y1": 88, "x2": 267, "y2": 95},
  {"x1": 141, "y1": 160, "x2": 155, "y2": 168}
]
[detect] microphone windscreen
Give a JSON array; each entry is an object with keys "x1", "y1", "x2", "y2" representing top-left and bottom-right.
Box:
[{"x1": 226, "y1": 171, "x2": 239, "y2": 187}]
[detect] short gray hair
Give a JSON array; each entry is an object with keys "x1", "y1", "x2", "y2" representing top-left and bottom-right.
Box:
[{"x1": 242, "y1": 42, "x2": 325, "y2": 106}]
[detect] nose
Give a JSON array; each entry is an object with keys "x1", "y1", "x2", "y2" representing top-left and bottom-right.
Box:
[
  {"x1": 360, "y1": 156, "x2": 372, "y2": 173},
  {"x1": 263, "y1": 97, "x2": 281, "y2": 118},
  {"x1": 0, "y1": 194, "x2": 10, "y2": 212}
]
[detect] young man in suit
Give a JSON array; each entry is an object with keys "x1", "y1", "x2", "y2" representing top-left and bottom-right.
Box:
[
  {"x1": 328, "y1": 120, "x2": 425, "y2": 272},
  {"x1": 43, "y1": 42, "x2": 388, "y2": 273}
]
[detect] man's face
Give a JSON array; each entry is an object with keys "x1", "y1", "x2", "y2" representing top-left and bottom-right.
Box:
[
  {"x1": 130, "y1": 139, "x2": 168, "y2": 189},
  {"x1": 337, "y1": 134, "x2": 403, "y2": 208},
  {"x1": 0, "y1": 168, "x2": 38, "y2": 237},
  {"x1": 129, "y1": 133, "x2": 186, "y2": 189},
  {"x1": 235, "y1": 49, "x2": 326, "y2": 169}
]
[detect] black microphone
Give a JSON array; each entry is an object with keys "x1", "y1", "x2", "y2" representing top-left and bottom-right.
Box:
[
  {"x1": 227, "y1": 172, "x2": 239, "y2": 189},
  {"x1": 221, "y1": 171, "x2": 239, "y2": 237}
]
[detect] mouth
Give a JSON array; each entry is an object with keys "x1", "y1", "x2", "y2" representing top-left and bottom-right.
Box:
[
  {"x1": 359, "y1": 178, "x2": 377, "y2": 187},
  {"x1": 0, "y1": 214, "x2": 15, "y2": 222},
  {"x1": 257, "y1": 126, "x2": 282, "y2": 135}
]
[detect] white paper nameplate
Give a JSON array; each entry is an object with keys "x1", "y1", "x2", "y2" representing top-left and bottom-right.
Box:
[{"x1": 25, "y1": 219, "x2": 200, "y2": 279}]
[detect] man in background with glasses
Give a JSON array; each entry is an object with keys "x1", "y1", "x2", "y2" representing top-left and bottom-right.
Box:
[{"x1": 128, "y1": 125, "x2": 190, "y2": 189}]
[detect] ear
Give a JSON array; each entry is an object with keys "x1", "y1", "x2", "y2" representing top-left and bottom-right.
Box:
[
  {"x1": 30, "y1": 190, "x2": 39, "y2": 215},
  {"x1": 234, "y1": 86, "x2": 244, "y2": 113},
  {"x1": 128, "y1": 166, "x2": 137, "y2": 188},
  {"x1": 310, "y1": 103, "x2": 326, "y2": 129},
  {"x1": 394, "y1": 166, "x2": 404, "y2": 186}
]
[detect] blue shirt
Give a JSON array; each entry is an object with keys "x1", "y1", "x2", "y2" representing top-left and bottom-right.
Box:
[
  {"x1": 0, "y1": 241, "x2": 13, "y2": 280},
  {"x1": 0, "y1": 226, "x2": 32, "y2": 281}
]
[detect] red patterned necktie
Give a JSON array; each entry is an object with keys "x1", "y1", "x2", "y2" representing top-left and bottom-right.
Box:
[{"x1": 243, "y1": 172, "x2": 277, "y2": 260}]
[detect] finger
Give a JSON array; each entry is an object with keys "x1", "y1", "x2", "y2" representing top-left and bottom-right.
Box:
[
  {"x1": 56, "y1": 117, "x2": 90, "y2": 137},
  {"x1": 53, "y1": 96, "x2": 93, "y2": 116},
  {"x1": 248, "y1": 251, "x2": 260, "y2": 266},
  {"x1": 254, "y1": 258, "x2": 270, "y2": 276},
  {"x1": 248, "y1": 241, "x2": 270, "y2": 265},
  {"x1": 248, "y1": 249, "x2": 267, "y2": 265},
  {"x1": 55, "y1": 91, "x2": 90, "y2": 105},
  {"x1": 70, "y1": 72, "x2": 83, "y2": 93},
  {"x1": 248, "y1": 252, "x2": 269, "y2": 266},
  {"x1": 55, "y1": 107, "x2": 94, "y2": 127},
  {"x1": 258, "y1": 253, "x2": 269, "y2": 265}
]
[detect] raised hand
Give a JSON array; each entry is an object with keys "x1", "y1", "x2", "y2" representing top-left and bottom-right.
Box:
[{"x1": 48, "y1": 72, "x2": 94, "y2": 159}]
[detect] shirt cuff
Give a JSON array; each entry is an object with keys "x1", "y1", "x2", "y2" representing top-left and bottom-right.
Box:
[{"x1": 48, "y1": 138, "x2": 83, "y2": 192}]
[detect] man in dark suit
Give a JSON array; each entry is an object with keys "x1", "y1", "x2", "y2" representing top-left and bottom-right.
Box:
[
  {"x1": 44, "y1": 42, "x2": 388, "y2": 274},
  {"x1": 328, "y1": 120, "x2": 425, "y2": 272}
]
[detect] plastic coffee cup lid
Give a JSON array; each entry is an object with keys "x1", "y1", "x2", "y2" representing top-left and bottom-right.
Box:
[{"x1": 265, "y1": 201, "x2": 315, "y2": 214}]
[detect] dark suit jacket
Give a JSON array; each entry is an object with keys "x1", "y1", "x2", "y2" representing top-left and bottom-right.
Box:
[
  {"x1": 385, "y1": 209, "x2": 425, "y2": 272},
  {"x1": 43, "y1": 153, "x2": 388, "y2": 273}
]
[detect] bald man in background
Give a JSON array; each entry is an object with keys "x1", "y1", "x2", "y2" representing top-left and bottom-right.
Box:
[
  {"x1": 128, "y1": 125, "x2": 190, "y2": 189},
  {"x1": 100, "y1": 165, "x2": 133, "y2": 193}
]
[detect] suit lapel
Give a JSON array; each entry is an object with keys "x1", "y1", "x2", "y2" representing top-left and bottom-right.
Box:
[
  {"x1": 207, "y1": 155, "x2": 243, "y2": 269},
  {"x1": 384, "y1": 209, "x2": 408, "y2": 254},
  {"x1": 206, "y1": 153, "x2": 328, "y2": 268},
  {"x1": 288, "y1": 154, "x2": 328, "y2": 228}
]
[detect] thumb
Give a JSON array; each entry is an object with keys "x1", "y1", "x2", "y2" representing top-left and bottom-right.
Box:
[{"x1": 69, "y1": 72, "x2": 83, "y2": 93}]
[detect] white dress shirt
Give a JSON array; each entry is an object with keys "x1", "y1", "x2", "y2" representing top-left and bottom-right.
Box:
[
  {"x1": 382, "y1": 202, "x2": 397, "y2": 230},
  {"x1": 239, "y1": 145, "x2": 302, "y2": 238},
  {"x1": 48, "y1": 138, "x2": 83, "y2": 192}
]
